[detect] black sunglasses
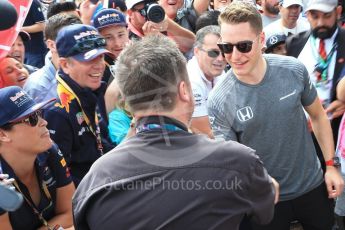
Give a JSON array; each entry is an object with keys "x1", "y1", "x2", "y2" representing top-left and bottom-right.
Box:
[
  {"x1": 66, "y1": 37, "x2": 106, "y2": 57},
  {"x1": 133, "y1": 7, "x2": 147, "y2": 17},
  {"x1": 217, "y1": 35, "x2": 260, "y2": 54},
  {"x1": 199, "y1": 47, "x2": 223, "y2": 58},
  {"x1": 9, "y1": 110, "x2": 43, "y2": 127}
]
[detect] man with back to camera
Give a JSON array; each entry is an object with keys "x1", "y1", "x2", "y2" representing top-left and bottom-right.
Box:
[
  {"x1": 72, "y1": 35, "x2": 279, "y2": 230},
  {"x1": 208, "y1": 2, "x2": 344, "y2": 229},
  {"x1": 44, "y1": 24, "x2": 115, "y2": 186}
]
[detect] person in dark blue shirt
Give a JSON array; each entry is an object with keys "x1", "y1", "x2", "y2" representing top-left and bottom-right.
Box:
[
  {"x1": 23, "y1": 0, "x2": 48, "y2": 68},
  {"x1": 0, "y1": 86, "x2": 75, "y2": 229},
  {"x1": 44, "y1": 24, "x2": 115, "y2": 186}
]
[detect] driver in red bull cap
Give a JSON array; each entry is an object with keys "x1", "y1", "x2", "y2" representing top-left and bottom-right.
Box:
[{"x1": 44, "y1": 24, "x2": 115, "y2": 187}]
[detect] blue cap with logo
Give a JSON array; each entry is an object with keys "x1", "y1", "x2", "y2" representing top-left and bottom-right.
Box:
[
  {"x1": 265, "y1": 34, "x2": 286, "y2": 53},
  {"x1": 0, "y1": 86, "x2": 55, "y2": 126},
  {"x1": 93, "y1": 8, "x2": 127, "y2": 30},
  {"x1": 56, "y1": 24, "x2": 110, "y2": 62}
]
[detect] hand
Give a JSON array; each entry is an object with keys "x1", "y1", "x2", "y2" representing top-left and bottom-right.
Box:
[
  {"x1": 0, "y1": 174, "x2": 15, "y2": 188},
  {"x1": 79, "y1": 0, "x2": 101, "y2": 25},
  {"x1": 324, "y1": 166, "x2": 344, "y2": 198},
  {"x1": 270, "y1": 176, "x2": 279, "y2": 204},
  {"x1": 325, "y1": 100, "x2": 345, "y2": 119},
  {"x1": 142, "y1": 18, "x2": 168, "y2": 35}
]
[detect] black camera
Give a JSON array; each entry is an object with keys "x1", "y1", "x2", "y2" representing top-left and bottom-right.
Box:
[{"x1": 138, "y1": 2, "x2": 165, "y2": 23}]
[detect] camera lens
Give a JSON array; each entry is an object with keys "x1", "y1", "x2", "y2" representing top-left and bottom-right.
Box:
[{"x1": 146, "y1": 3, "x2": 165, "y2": 23}]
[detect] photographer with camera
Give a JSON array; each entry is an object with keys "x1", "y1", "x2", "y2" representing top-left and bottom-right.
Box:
[
  {"x1": 126, "y1": 0, "x2": 195, "y2": 54},
  {"x1": 159, "y1": 0, "x2": 210, "y2": 33}
]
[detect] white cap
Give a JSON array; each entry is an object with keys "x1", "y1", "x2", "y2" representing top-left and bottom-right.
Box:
[
  {"x1": 126, "y1": 0, "x2": 145, "y2": 9},
  {"x1": 305, "y1": 0, "x2": 338, "y2": 13},
  {"x1": 281, "y1": 0, "x2": 303, "y2": 8}
]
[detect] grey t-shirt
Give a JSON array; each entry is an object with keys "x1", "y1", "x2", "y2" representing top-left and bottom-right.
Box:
[{"x1": 208, "y1": 54, "x2": 323, "y2": 201}]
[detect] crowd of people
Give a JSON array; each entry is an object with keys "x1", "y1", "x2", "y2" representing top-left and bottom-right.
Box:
[{"x1": 1, "y1": 0, "x2": 345, "y2": 229}]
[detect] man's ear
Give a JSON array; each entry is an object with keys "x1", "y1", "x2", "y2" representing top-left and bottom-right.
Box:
[
  {"x1": 194, "y1": 47, "x2": 199, "y2": 57},
  {"x1": 260, "y1": 31, "x2": 265, "y2": 46},
  {"x1": 336, "y1": 6, "x2": 343, "y2": 20},
  {"x1": 46, "y1": 39, "x2": 57, "y2": 53},
  {"x1": 0, "y1": 129, "x2": 11, "y2": 143},
  {"x1": 178, "y1": 80, "x2": 193, "y2": 103},
  {"x1": 127, "y1": 9, "x2": 133, "y2": 17},
  {"x1": 59, "y1": 58, "x2": 69, "y2": 74}
]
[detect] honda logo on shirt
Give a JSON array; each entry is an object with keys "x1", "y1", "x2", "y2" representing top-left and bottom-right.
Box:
[{"x1": 237, "y1": 106, "x2": 253, "y2": 122}]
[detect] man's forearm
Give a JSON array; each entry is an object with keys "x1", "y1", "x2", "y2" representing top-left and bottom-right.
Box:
[
  {"x1": 22, "y1": 22, "x2": 45, "y2": 33},
  {"x1": 166, "y1": 18, "x2": 195, "y2": 53}
]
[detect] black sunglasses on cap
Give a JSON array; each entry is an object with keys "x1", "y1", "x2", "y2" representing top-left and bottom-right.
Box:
[
  {"x1": 66, "y1": 37, "x2": 106, "y2": 57},
  {"x1": 217, "y1": 35, "x2": 260, "y2": 54},
  {"x1": 199, "y1": 47, "x2": 223, "y2": 58},
  {"x1": 9, "y1": 110, "x2": 43, "y2": 127}
]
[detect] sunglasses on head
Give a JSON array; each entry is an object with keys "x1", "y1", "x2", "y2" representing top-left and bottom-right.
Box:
[
  {"x1": 199, "y1": 47, "x2": 223, "y2": 58},
  {"x1": 9, "y1": 110, "x2": 43, "y2": 127},
  {"x1": 217, "y1": 35, "x2": 260, "y2": 54},
  {"x1": 66, "y1": 37, "x2": 106, "y2": 57}
]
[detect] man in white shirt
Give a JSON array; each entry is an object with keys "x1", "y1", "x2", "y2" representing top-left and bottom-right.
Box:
[
  {"x1": 187, "y1": 25, "x2": 226, "y2": 138},
  {"x1": 261, "y1": 0, "x2": 281, "y2": 27},
  {"x1": 264, "y1": 0, "x2": 310, "y2": 41}
]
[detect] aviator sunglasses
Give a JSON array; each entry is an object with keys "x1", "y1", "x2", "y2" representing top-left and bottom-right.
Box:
[
  {"x1": 217, "y1": 35, "x2": 260, "y2": 54},
  {"x1": 199, "y1": 47, "x2": 223, "y2": 58},
  {"x1": 9, "y1": 110, "x2": 43, "y2": 127}
]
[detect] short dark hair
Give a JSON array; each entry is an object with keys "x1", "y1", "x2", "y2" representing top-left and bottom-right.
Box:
[
  {"x1": 47, "y1": 2, "x2": 78, "y2": 19},
  {"x1": 115, "y1": 35, "x2": 189, "y2": 113},
  {"x1": 219, "y1": 1, "x2": 262, "y2": 35},
  {"x1": 195, "y1": 10, "x2": 220, "y2": 32},
  {"x1": 45, "y1": 13, "x2": 82, "y2": 41}
]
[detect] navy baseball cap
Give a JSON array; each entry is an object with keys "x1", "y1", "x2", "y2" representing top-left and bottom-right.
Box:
[
  {"x1": 56, "y1": 24, "x2": 110, "y2": 62},
  {"x1": 265, "y1": 34, "x2": 286, "y2": 53},
  {"x1": 93, "y1": 9, "x2": 127, "y2": 30},
  {"x1": 0, "y1": 86, "x2": 55, "y2": 127}
]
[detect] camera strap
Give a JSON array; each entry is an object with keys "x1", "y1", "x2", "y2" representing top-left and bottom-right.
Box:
[{"x1": 12, "y1": 179, "x2": 55, "y2": 229}]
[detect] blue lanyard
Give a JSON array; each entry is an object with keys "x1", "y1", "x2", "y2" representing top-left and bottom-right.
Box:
[{"x1": 136, "y1": 123, "x2": 184, "y2": 134}]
